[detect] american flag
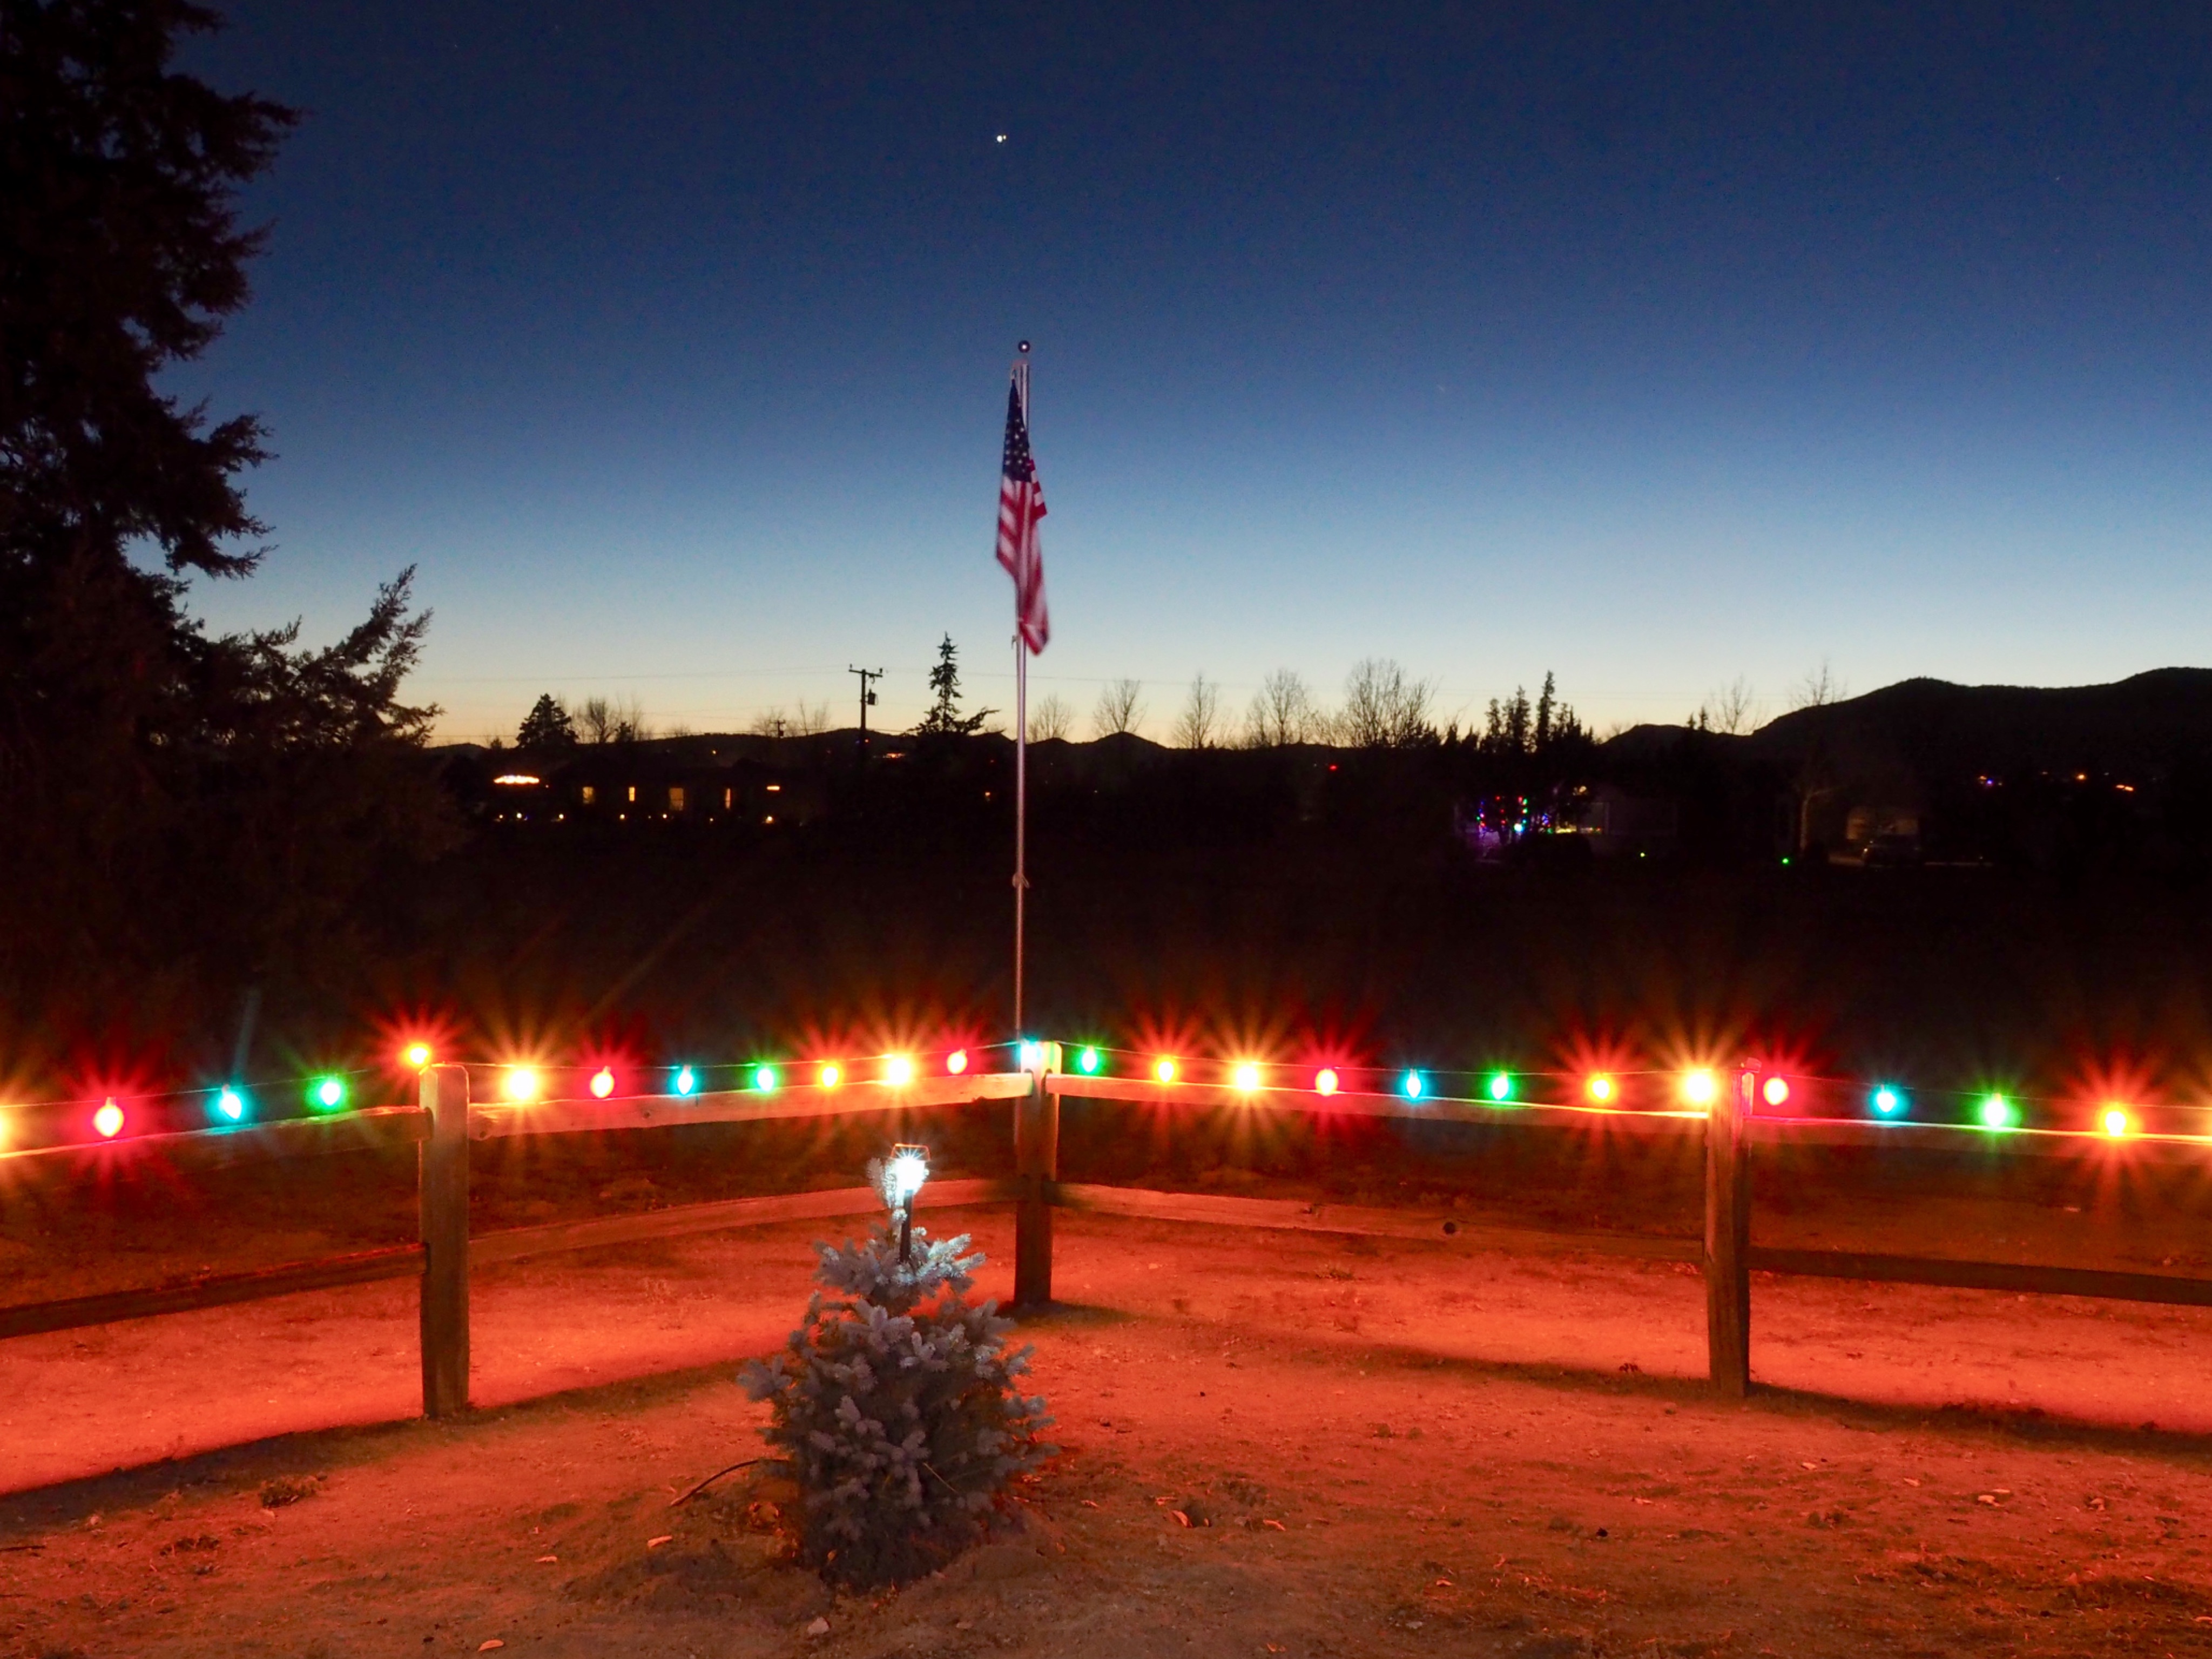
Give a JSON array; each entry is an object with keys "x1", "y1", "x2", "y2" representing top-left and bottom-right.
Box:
[{"x1": 996, "y1": 359, "x2": 1049, "y2": 654}]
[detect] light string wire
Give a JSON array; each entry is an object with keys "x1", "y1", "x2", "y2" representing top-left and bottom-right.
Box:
[{"x1": 0, "y1": 1035, "x2": 2193, "y2": 1151}]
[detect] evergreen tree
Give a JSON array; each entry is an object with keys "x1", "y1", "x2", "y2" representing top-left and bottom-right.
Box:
[
  {"x1": 912, "y1": 634, "x2": 993, "y2": 737},
  {"x1": 740, "y1": 1161, "x2": 1050, "y2": 1587},
  {"x1": 0, "y1": 1, "x2": 449, "y2": 1046},
  {"x1": 516, "y1": 693, "x2": 577, "y2": 751}
]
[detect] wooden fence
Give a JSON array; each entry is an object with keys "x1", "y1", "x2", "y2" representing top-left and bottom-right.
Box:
[{"x1": 4, "y1": 1057, "x2": 2211, "y2": 1428}]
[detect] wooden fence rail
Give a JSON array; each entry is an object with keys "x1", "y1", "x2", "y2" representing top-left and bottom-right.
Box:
[{"x1": 3, "y1": 1058, "x2": 2211, "y2": 1433}]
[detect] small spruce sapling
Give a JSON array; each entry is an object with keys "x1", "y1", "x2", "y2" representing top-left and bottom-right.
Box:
[{"x1": 738, "y1": 1159, "x2": 1051, "y2": 1586}]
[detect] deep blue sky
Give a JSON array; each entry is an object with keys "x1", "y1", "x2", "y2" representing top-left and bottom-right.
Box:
[{"x1": 176, "y1": 2, "x2": 2212, "y2": 740}]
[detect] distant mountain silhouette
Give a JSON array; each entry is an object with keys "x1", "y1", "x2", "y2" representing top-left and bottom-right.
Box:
[{"x1": 1607, "y1": 669, "x2": 2212, "y2": 781}]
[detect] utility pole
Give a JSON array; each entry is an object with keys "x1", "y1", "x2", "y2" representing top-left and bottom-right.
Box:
[{"x1": 848, "y1": 665, "x2": 882, "y2": 760}]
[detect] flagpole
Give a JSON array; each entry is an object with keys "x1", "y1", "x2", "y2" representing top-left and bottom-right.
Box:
[
  {"x1": 1014, "y1": 627, "x2": 1027, "y2": 1037},
  {"x1": 1011, "y1": 350, "x2": 1031, "y2": 1040}
]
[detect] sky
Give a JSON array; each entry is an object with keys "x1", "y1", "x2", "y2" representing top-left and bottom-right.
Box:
[{"x1": 174, "y1": 2, "x2": 2212, "y2": 741}]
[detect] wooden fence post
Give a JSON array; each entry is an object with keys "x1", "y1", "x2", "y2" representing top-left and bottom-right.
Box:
[
  {"x1": 419, "y1": 1063, "x2": 471, "y2": 1418},
  {"x1": 1013, "y1": 1045, "x2": 1061, "y2": 1310},
  {"x1": 1704, "y1": 1064, "x2": 1752, "y2": 1396}
]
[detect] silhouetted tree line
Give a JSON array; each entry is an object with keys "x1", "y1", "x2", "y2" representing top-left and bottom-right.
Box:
[{"x1": 1, "y1": 1, "x2": 452, "y2": 1049}]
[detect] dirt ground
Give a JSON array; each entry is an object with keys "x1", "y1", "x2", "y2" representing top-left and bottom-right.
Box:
[{"x1": 7, "y1": 1203, "x2": 2212, "y2": 1658}]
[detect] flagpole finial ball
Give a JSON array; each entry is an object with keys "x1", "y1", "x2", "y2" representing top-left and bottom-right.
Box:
[{"x1": 1017, "y1": 340, "x2": 1030, "y2": 353}]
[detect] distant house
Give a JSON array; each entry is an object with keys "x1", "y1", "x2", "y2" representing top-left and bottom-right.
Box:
[
  {"x1": 545, "y1": 751, "x2": 824, "y2": 827},
  {"x1": 1576, "y1": 785, "x2": 1680, "y2": 859}
]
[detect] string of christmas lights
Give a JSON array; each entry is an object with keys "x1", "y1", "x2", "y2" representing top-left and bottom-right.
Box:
[{"x1": 0, "y1": 1030, "x2": 2200, "y2": 1157}]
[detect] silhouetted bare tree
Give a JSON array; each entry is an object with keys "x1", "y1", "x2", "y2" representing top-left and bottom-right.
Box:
[
  {"x1": 1244, "y1": 669, "x2": 1319, "y2": 747},
  {"x1": 1339, "y1": 659, "x2": 1437, "y2": 748},
  {"x1": 1698, "y1": 677, "x2": 1757, "y2": 735},
  {"x1": 1092, "y1": 678, "x2": 1145, "y2": 738},
  {"x1": 1171, "y1": 673, "x2": 1223, "y2": 748},
  {"x1": 580, "y1": 694, "x2": 646, "y2": 744},
  {"x1": 1027, "y1": 692, "x2": 1073, "y2": 741},
  {"x1": 1791, "y1": 660, "x2": 1844, "y2": 711}
]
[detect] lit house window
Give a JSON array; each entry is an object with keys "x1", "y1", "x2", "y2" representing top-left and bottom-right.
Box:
[
  {"x1": 765, "y1": 783, "x2": 782, "y2": 792},
  {"x1": 626, "y1": 785, "x2": 636, "y2": 803},
  {"x1": 723, "y1": 787, "x2": 733, "y2": 810},
  {"x1": 669, "y1": 786, "x2": 686, "y2": 812},
  {"x1": 580, "y1": 785, "x2": 596, "y2": 806}
]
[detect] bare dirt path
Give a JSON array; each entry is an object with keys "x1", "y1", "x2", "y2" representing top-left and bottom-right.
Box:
[{"x1": 6, "y1": 1211, "x2": 2212, "y2": 1657}]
